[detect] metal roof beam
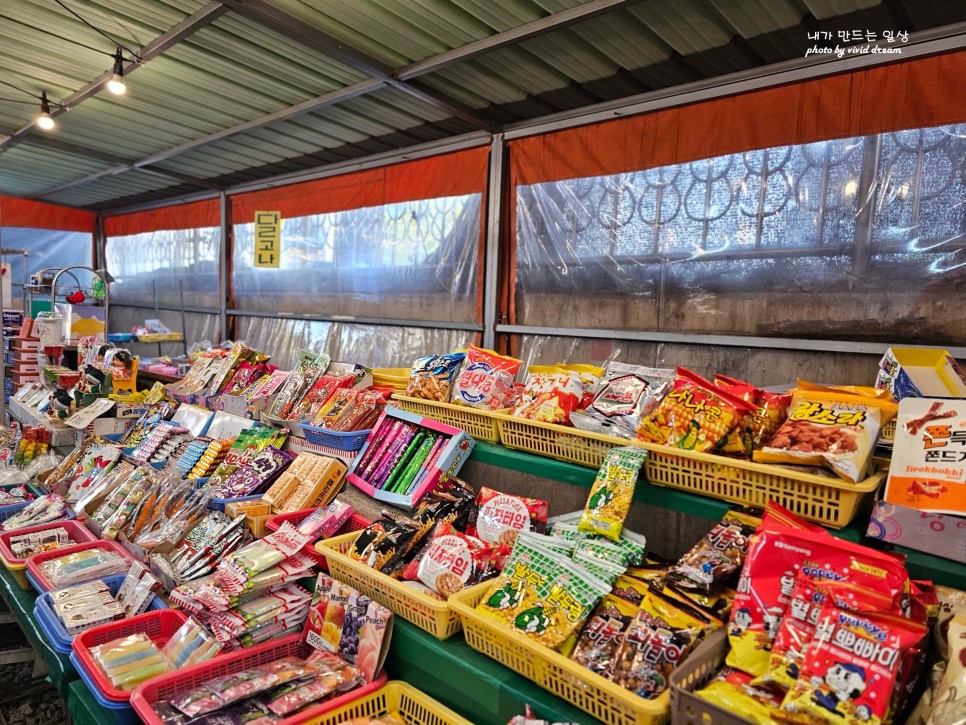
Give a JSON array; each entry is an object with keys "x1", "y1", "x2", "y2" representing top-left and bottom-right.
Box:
[
  {"x1": 215, "y1": 0, "x2": 494, "y2": 131},
  {"x1": 0, "y1": 2, "x2": 229, "y2": 156},
  {"x1": 396, "y1": 0, "x2": 646, "y2": 80}
]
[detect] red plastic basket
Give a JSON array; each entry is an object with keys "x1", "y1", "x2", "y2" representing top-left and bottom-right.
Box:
[
  {"x1": 130, "y1": 633, "x2": 388, "y2": 725},
  {"x1": 25, "y1": 539, "x2": 135, "y2": 592},
  {"x1": 265, "y1": 511, "x2": 371, "y2": 570},
  {"x1": 0, "y1": 520, "x2": 98, "y2": 588},
  {"x1": 72, "y1": 609, "x2": 189, "y2": 702}
]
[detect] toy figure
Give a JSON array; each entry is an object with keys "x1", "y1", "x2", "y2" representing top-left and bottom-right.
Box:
[{"x1": 49, "y1": 388, "x2": 72, "y2": 419}]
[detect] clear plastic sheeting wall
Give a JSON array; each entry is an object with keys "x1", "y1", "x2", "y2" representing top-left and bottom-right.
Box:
[
  {"x1": 514, "y1": 123, "x2": 966, "y2": 346},
  {"x1": 110, "y1": 306, "x2": 219, "y2": 357},
  {"x1": 232, "y1": 194, "x2": 481, "y2": 323},
  {"x1": 0, "y1": 228, "x2": 91, "y2": 305},
  {"x1": 105, "y1": 227, "x2": 220, "y2": 308},
  {"x1": 236, "y1": 316, "x2": 473, "y2": 371}
]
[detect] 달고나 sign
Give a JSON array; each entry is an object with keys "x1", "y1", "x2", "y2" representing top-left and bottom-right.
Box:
[{"x1": 254, "y1": 210, "x2": 282, "y2": 268}]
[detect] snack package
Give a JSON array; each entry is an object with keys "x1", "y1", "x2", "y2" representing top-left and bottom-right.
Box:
[
  {"x1": 695, "y1": 666, "x2": 785, "y2": 725},
  {"x1": 712, "y1": 375, "x2": 762, "y2": 458},
  {"x1": 578, "y1": 447, "x2": 648, "y2": 541},
  {"x1": 636, "y1": 368, "x2": 756, "y2": 452},
  {"x1": 476, "y1": 539, "x2": 564, "y2": 625},
  {"x1": 466, "y1": 486, "x2": 549, "y2": 547},
  {"x1": 668, "y1": 510, "x2": 758, "y2": 592},
  {"x1": 610, "y1": 610, "x2": 703, "y2": 699},
  {"x1": 349, "y1": 517, "x2": 423, "y2": 572},
  {"x1": 91, "y1": 633, "x2": 171, "y2": 691},
  {"x1": 571, "y1": 363, "x2": 674, "y2": 439},
  {"x1": 512, "y1": 366, "x2": 586, "y2": 425},
  {"x1": 416, "y1": 522, "x2": 494, "y2": 597},
  {"x1": 570, "y1": 594, "x2": 639, "y2": 677},
  {"x1": 755, "y1": 385, "x2": 898, "y2": 482},
  {"x1": 779, "y1": 602, "x2": 925, "y2": 725},
  {"x1": 405, "y1": 353, "x2": 465, "y2": 402},
  {"x1": 451, "y1": 345, "x2": 522, "y2": 410},
  {"x1": 926, "y1": 614, "x2": 966, "y2": 725}
]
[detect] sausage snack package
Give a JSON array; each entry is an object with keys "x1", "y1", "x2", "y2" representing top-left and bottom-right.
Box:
[
  {"x1": 777, "y1": 602, "x2": 925, "y2": 725},
  {"x1": 578, "y1": 446, "x2": 647, "y2": 542},
  {"x1": 571, "y1": 363, "x2": 674, "y2": 439},
  {"x1": 754, "y1": 384, "x2": 897, "y2": 482},
  {"x1": 636, "y1": 368, "x2": 756, "y2": 452},
  {"x1": 668, "y1": 509, "x2": 759, "y2": 592},
  {"x1": 451, "y1": 345, "x2": 522, "y2": 410}
]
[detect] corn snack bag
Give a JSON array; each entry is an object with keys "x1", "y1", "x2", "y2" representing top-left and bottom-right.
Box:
[
  {"x1": 570, "y1": 594, "x2": 638, "y2": 677},
  {"x1": 573, "y1": 363, "x2": 674, "y2": 439},
  {"x1": 669, "y1": 509, "x2": 758, "y2": 592},
  {"x1": 637, "y1": 368, "x2": 756, "y2": 452},
  {"x1": 696, "y1": 666, "x2": 785, "y2": 725},
  {"x1": 476, "y1": 539, "x2": 564, "y2": 625},
  {"x1": 451, "y1": 345, "x2": 522, "y2": 410},
  {"x1": 512, "y1": 366, "x2": 585, "y2": 425},
  {"x1": 560, "y1": 363, "x2": 603, "y2": 412},
  {"x1": 713, "y1": 374, "x2": 762, "y2": 458},
  {"x1": 778, "y1": 602, "x2": 925, "y2": 725},
  {"x1": 405, "y1": 352, "x2": 465, "y2": 402},
  {"x1": 578, "y1": 446, "x2": 647, "y2": 541},
  {"x1": 610, "y1": 609, "x2": 703, "y2": 699},
  {"x1": 754, "y1": 384, "x2": 897, "y2": 482}
]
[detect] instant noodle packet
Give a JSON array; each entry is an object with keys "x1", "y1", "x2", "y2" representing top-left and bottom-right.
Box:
[
  {"x1": 669, "y1": 509, "x2": 759, "y2": 592},
  {"x1": 754, "y1": 383, "x2": 898, "y2": 482},
  {"x1": 636, "y1": 368, "x2": 756, "y2": 452},
  {"x1": 777, "y1": 602, "x2": 925, "y2": 725},
  {"x1": 578, "y1": 446, "x2": 648, "y2": 541},
  {"x1": 451, "y1": 345, "x2": 522, "y2": 410}
]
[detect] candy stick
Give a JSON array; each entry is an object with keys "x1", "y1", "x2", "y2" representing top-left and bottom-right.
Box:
[
  {"x1": 370, "y1": 427, "x2": 418, "y2": 488},
  {"x1": 407, "y1": 434, "x2": 445, "y2": 493},
  {"x1": 393, "y1": 435, "x2": 435, "y2": 494},
  {"x1": 355, "y1": 417, "x2": 398, "y2": 472},
  {"x1": 359, "y1": 420, "x2": 409, "y2": 480},
  {"x1": 380, "y1": 430, "x2": 426, "y2": 490}
]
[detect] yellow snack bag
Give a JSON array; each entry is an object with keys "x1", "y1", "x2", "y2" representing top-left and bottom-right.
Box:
[{"x1": 578, "y1": 446, "x2": 648, "y2": 541}]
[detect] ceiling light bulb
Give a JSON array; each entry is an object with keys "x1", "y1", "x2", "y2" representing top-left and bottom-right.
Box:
[
  {"x1": 37, "y1": 91, "x2": 54, "y2": 130},
  {"x1": 107, "y1": 48, "x2": 126, "y2": 95}
]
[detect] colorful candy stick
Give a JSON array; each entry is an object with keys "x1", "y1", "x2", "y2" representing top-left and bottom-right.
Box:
[
  {"x1": 393, "y1": 435, "x2": 436, "y2": 494},
  {"x1": 382, "y1": 431, "x2": 426, "y2": 491},
  {"x1": 358, "y1": 419, "x2": 405, "y2": 478},
  {"x1": 407, "y1": 435, "x2": 446, "y2": 493},
  {"x1": 371, "y1": 427, "x2": 418, "y2": 488}
]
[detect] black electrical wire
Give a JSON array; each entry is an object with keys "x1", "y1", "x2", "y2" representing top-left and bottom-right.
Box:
[
  {"x1": 51, "y1": 0, "x2": 141, "y2": 61},
  {"x1": 0, "y1": 12, "x2": 115, "y2": 58}
]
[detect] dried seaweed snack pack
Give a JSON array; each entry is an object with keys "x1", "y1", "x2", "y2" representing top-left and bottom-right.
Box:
[
  {"x1": 476, "y1": 539, "x2": 566, "y2": 625},
  {"x1": 778, "y1": 603, "x2": 925, "y2": 725},
  {"x1": 610, "y1": 610, "x2": 703, "y2": 700},
  {"x1": 452, "y1": 345, "x2": 522, "y2": 410},
  {"x1": 637, "y1": 368, "x2": 756, "y2": 452},
  {"x1": 578, "y1": 363, "x2": 674, "y2": 438},
  {"x1": 695, "y1": 668, "x2": 784, "y2": 725},
  {"x1": 726, "y1": 524, "x2": 910, "y2": 678},
  {"x1": 405, "y1": 352, "x2": 465, "y2": 402},
  {"x1": 578, "y1": 447, "x2": 647, "y2": 542},
  {"x1": 669, "y1": 510, "x2": 758, "y2": 592},
  {"x1": 570, "y1": 594, "x2": 639, "y2": 678},
  {"x1": 926, "y1": 615, "x2": 966, "y2": 725},
  {"x1": 754, "y1": 388, "x2": 898, "y2": 483},
  {"x1": 349, "y1": 517, "x2": 421, "y2": 572},
  {"x1": 467, "y1": 486, "x2": 549, "y2": 547}
]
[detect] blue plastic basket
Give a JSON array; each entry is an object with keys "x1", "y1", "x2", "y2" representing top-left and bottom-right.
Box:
[
  {"x1": 34, "y1": 574, "x2": 167, "y2": 654},
  {"x1": 297, "y1": 423, "x2": 372, "y2": 451},
  {"x1": 0, "y1": 500, "x2": 76, "y2": 528},
  {"x1": 70, "y1": 651, "x2": 141, "y2": 724},
  {"x1": 207, "y1": 492, "x2": 263, "y2": 512},
  {"x1": 0, "y1": 482, "x2": 44, "y2": 517}
]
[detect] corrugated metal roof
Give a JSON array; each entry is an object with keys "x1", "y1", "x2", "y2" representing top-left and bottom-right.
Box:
[{"x1": 0, "y1": 0, "x2": 961, "y2": 210}]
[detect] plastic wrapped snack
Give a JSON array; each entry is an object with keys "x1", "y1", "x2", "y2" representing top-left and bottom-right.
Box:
[
  {"x1": 610, "y1": 610, "x2": 703, "y2": 699},
  {"x1": 416, "y1": 522, "x2": 495, "y2": 597},
  {"x1": 696, "y1": 667, "x2": 784, "y2": 725},
  {"x1": 572, "y1": 363, "x2": 674, "y2": 439},
  {"x1": 578, "y1": 447, "x2": 648, "y2": 541},
  {"x1": 570, "y1": 594, "x2": 639, "y2": 678},
  {"x1": 40, "y1": 547, "x2": 130, "y2": 587},
  {"x1": 512, "y1": 366, "x2": 586, "y2": 425},
  {"x1": 466, "y1": 486, "x2": 548, "y2": 547},
  {"x1": 668, "y1": 510, "x2": 758, "y2": 592},
  {"x1": 405, "y1": 352, "x2": 465, "y2": 402},
  {"x1": 926, "y1": 615, "x2": 966, "y2": 725},
  {"x1": 451, "y1": 345, "x2": 522, "y2": 410}
]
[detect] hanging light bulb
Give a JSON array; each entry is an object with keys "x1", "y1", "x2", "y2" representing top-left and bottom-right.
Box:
[
  {"x1": 107, "y1": 48, "x2": 126, "y2": 95},
  {"x1": 36, "y1": 91, "x2": 54, "y2": 130}
]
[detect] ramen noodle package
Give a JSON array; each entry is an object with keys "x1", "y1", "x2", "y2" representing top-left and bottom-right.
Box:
[
  {"x1": 467, "y1": 486, "x2": 548, "y2": 547},
  {"x1": 416, "y1": 522, "x2": 494, "y2": 597},
  {"x1": 405, "y1": 352, "x2": 465, "y2": 402},
  {"x1": 637, "y1": 368, "x2": 756, "y2": 452},
  {"x1": 452, "y1": 345, "x2": 522, "y2": 410},
  {"x1": 778, "y1": 602, "x2": 925, "y2": 725},
  {"x1": 512, "y1": 366, "x2": 585, "y2": 425},
  {"x1": 754, "y1": 384, "x2": 898, "y2": 482},
  {"x1": 669, "y1": 510, "x2": 759, "y2": 592},
  {"x1": 610, "y1": 610, "x2": 703, "y2": 699},
  {"x1": 572, "y1": 363, "x2": 674, "y2": 439},
  {"x1": 578, "y1": 447, "x2": 648, "y2": 541}
]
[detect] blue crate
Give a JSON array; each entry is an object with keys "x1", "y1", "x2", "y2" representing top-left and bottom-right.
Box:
[
  {"x1": 70, "y1": 651, "x2": 140, "y2": 724},
  {"x1": 297, "y1": 423, "x2": 371, "y2": 451},
  {"x1": 0, "y1": 495, "x2": 75, "y2": 527}
]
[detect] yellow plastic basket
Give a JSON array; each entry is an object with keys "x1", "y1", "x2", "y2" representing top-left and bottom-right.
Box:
[
  {"x1": 317, "y1": 532, "x2": 488, "y2": 640},
  {"x1": 0, "y1": 554, "x2": 29, "y2": 590},
  {"x1": 632, "y1": 440, "x2": 886, "y2": 529},
  {"x1": 391, "y1": 395, "x2": 503, "y2": 443},
  {"x1": 491, "y1": 411, "x2": 628, "y2": 467},
  {"x1": 305, "y1": 681, "x2": 472, "y2": 725},
  {"x1": 449, "y1": 585, "x2": 669, "y2": 725}
]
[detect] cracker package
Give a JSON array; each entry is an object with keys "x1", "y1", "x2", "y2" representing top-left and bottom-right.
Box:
[
  {"x1": 415, "y1": 522, "x2": 495, "y2": 597},
  {"x1": 406, "y1": 353, "x2": 465, "y2": 402},
  {"x1": 451, "y1": 345, "x2": 522, "y2": 411},
  {"x1": 668, "y1": 510, "x2": 758, "y2": 592},
  {"x1": 578, "y1": 447, "x2": 647, "y2": 541},
  {"x1": 467, "y1": 486, "x2": 548, "y2": 547},
  {"x1": 512, "y1": 366, "x2": 586, "y2": 426}
]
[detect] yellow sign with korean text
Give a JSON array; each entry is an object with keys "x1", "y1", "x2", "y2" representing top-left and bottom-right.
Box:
[{"x1": 254, "y1": 210, "x2": 282, "y2": 268}]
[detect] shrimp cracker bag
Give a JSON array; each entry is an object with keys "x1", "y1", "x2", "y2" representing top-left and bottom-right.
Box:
[{"x1": 578, "y1": 446, "x2": 647, "y2": 541}]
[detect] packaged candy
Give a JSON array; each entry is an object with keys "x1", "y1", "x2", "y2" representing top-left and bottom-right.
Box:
[
  {"x1": 91, "y1": 633, "x2": 171, "y2": 691},
  {"x1": 610, "y1": 610, "x2": 703, "y2": 699},
  {"x1": 636, "y1": 368, "x2": 756, "y2": 452},
  {"x1": 669, "y1": 510, "x2": 758, "y2": 592},
  {"x1": 512, "y1": 366, "x2": 586, "y2": 425},
  {"x1": 451, "y1": 345, "x2": 522, "y2": 410},
  {"x1": 1, "y1": 494, "x2": 69, "y2": 531},
  {"x1": 467, "y1": 486, "x2": 548, "y2": 547},
  {"x1": 755, "y1": 384, "x2": 898, "y2": 482},
  {"x1": 578, "y1": 447, "x2": 647, "y2": 541},
  {"x1": 416, "y1": 522, "x2": 494, "y2": 597},
  {"x1": 695, "y1": 666, "x2": 785, "y2": 725},
  {"x1": 570, "y1": 594, "x2": 639, "y2": 677},
  {"x1": 161, "y1": 618, "x2": 222, "y2": 669},
  {"x1": 572, "y1": 363, "x2": 674, "y2": 439},
  {"x1": 40, "y1": 546, "x2": 130, "y2": 587},
  {"x1": 405, "y1": 352, "x2": 466, "y2": 402},
  {"x1": 778, "y1": 602, "x2": 925, "y2": 725}
]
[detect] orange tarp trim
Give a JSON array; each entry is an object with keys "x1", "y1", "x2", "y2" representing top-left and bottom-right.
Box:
[
  {"x1": 509, "y1": 50, "x2": 966, "y2": 187},
  {"x1": 229, "y1": 147, "x2": 489, "y2": 223},
  {"x1": 104, "y1": 198, "x2": 220, "y2": 237},
  {"x1": 0, "y1": 195, "x2": 95, "y2": 233}
]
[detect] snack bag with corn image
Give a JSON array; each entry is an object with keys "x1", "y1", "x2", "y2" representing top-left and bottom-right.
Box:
[{"x1": 578, "y1": 447, "x2": 647, "y2": 542}]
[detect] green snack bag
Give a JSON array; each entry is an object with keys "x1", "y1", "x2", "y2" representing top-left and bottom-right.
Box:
[{"x1": 578, "y1": 447, "x2": 647, "y2": 541}]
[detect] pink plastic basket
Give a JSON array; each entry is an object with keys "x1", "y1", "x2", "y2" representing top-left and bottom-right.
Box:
[
  {"x1": 0, "y1": 520, "x2": 98, "y2": 589},
  {"x1": 130, "y1": 633, "x2": 387, "y2": 725},
  {"x1": 264, "y1": 511, "x2": 371, "y2": 570},
  {"x1": 25, "y1": 539, "x2": 135, "y2": 592}
]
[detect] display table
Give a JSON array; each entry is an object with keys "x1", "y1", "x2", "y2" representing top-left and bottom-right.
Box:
[
  {"x1": 67, "y1": 678, "x2": 129, "y2": 725},
  {"x1": 136, "y1": 369, "x2": 181, "y2": 386}
]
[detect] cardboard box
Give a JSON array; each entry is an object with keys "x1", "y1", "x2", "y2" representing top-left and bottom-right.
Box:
[
  {"x1": 226, "y1": 499, "x2": 272, "y2": 518},
  {"x1": 115, "y1": 403, "x2": 148, "y2": 419},
  {"x1": 876, "y1": 347, "x2": 966, "y2": 400},
  {"x1": 246, "y1": 514, "x2": 271, "y2": 538},
  {"x1": 867, "y1": 498, "x2": 966, "y2": 563},
  {"x1": 884, "y1": 397, "x2": 966, "y2": 515},
  {"x1": 347, "y1": 407, "x2": 475, "y2": 510}
]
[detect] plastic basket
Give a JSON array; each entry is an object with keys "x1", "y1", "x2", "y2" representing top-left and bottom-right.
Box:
[
  {"x1": 0, "y1": 520, "x2": 98, "y2": 590},
  {"x1": 207, "y1": 492, "x2": 264, "y2": 512},
  {"x1": 0, "y1": 501, "x2": 77, "y2": 529},
  {"x1": 491, "y1": 411, "x2": 629, "y2": 467},
  {"x1": 310, "y1": 681, "x2": 473, "y2": 725},
  {"x1": 318, "y1": 532, "x2": 487, "y2": 640},
  {"x1": 34, "y1": 573, "x2": 168, "y2": 654},
  {"x1": 130, "y1": 633, "x2": 387, "y2": 725},
  {"x1": 26, "y1": 539, "x2": 135, "y2": 592},
  {"x1": 70, "y1": 653, "x2": 142, "y2": 725},
  {"x1": 391, "y1": 395, "x2": 503, "y2": 443},
  {"x1": 265, "y1": 510, "x2": 371, "y2": 570},
  {"x1": 632, "y1": 440, "x2": 886, "y2": 529},
  {"x1": 0, "y1": 482, "x2": 44, "y2": 515},
  {"x1": 297, "y1": 423, "x2": 372, "y2": 451},
  {"x1": 72, "y1": 608, "x2": 189, "y2": 702},
  {"x1": 669, "y1": 628, "x2": 752, "y2": 725},
  {"x1": 449, "y1": 586, "x2": 668, "y2": 725}
]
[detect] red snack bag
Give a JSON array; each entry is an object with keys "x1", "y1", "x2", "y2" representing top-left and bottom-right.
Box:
[
  {"x1": 512, "y1": 366, "x2": 585, "y2": 425},
  {"x1": 466, "y1": 486, "x2": 548, "y2": 547},
  {"x1": 777, "y1": 602, "x2": 925, "y2": 725},
  {"x1": 415, "y1": 522, "x2": 495, "y2": 597},
  {"x1": 636, "y1": 368, "x2": 756, "y2": 452},
  {"x1": 452, "y1": 345, "x2": 522, "y2": 411},
  {"x1": 714, "y1": 374, "x2": 761, "y2": 458}
]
